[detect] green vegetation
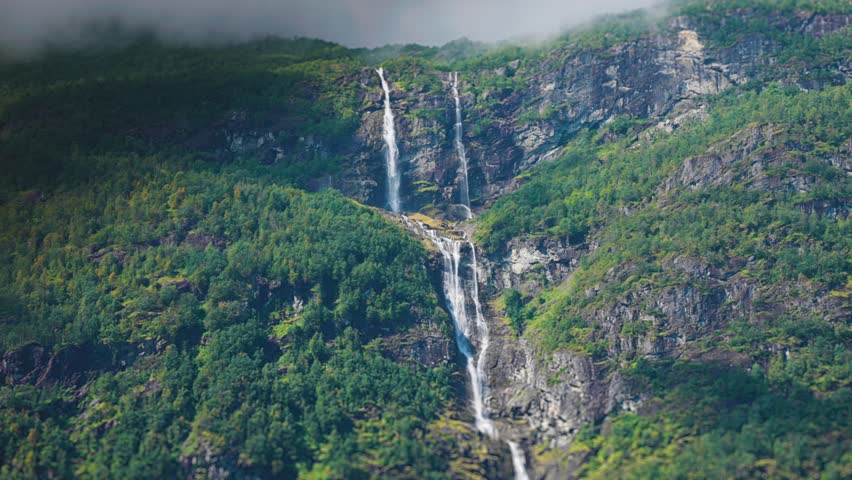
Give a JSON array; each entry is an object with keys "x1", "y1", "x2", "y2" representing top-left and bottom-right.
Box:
[
  {"x1": 0, "y1": 37, "x2": 363, "y2": 194},
  {"x1": 1, "y1": 0, "x2": 850, "y2": 478},
  {"x1": 478, "y1": 84, "x2": 850, "y2": 254},
  {"x1": 0, "y1": 148, "x2": 460, "y2": 478},
  {"x1": 572, "y1": 360, "x2": 851, "y2": 479},
  {"x1": 481, "y1": 84, "x2": 850, "y2": 351},
  {"x1": 679, "y1": 0, "x2": 852, "y2": 78}
]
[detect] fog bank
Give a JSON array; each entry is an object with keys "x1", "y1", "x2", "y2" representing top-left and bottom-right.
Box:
[{"x1": 0, "y1": 0, "x2": 661, "y2": 58}]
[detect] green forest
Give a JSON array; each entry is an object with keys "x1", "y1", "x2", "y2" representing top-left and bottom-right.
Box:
[{"x1": 0, "y1": 155, "x2": 463, "y2": 477}]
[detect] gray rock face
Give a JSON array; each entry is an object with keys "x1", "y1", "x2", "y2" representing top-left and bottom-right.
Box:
[
  {"x1": 803, "y1": 13, "x2": 852, "y2": 37},
  {"x1": 522, "y1": 28, "x2": 734, "y2": 138},
  {"x1": 665, "y1": 125, "x2": 782, "y2": 192},
  {"x1": 0, "y1": 341, "x2": 156, "y2": 388},
  {"x1": 485, "y1": 316, "x2": 638, "y2": 479},
  {"x1": 663, "y1": 124, "x2": 851, "y2": 217},
  {"x1": 332, "y1": 13, "x2": 851, "y2": 216},
  {"x1": 184, "y1": 109, "x2": 328, "y2": 166},
  {"x1": 479, "y1": 250, "x2": 847, "y2": 477},
  {"x1": 381, "y1": 322, "x2": 454, "y2": 368},
  {"x1": 276, "y1": 26, "x2": 745, "y2": 219},
  {"x1": 0, "y1": 342, "x2": 48, "y2": 385},
  {"x1": 485, "y1": 236, "x2": 586, "y2": 295},
  {"x1": 351, "y1": 71, "x2": 459, "y2": 212}
]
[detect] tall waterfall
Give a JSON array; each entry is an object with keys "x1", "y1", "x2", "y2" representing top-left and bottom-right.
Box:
[
  {"x1": 417, "y1": 223, "x2": 529, "y2": 479},
  {"x1": 389, "y1": 69, "x2": 529, "y2": 479},
  {"x1": 377, "y1": 67, "x2": 401, "y2": 213},
  {"x1": 451, "y1": 72, "x2": 472, "y2": 219},
  {"x1": 424, "y1": 231, "x2": 495, "y2": 436}
]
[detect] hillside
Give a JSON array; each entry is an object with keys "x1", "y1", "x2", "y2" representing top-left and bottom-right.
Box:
[{"x1": 0, "y1": 0, "x2": 850, "y2": 479}]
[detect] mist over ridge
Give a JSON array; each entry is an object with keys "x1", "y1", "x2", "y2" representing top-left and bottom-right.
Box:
[{"x1": 0, "y1": 0, "x2": 661, "y2": 58}]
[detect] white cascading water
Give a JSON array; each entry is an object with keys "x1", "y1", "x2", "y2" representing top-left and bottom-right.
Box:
[
  {"x1": 508, "y1": 441, "x2": 530, "y2": 480},
  {"x1": 418, "y1": 223, "x2": 529, "y2": 479},
  {"x1": 387, "y1": 70, "x2": 532, "y2": 479},
  {"x1": 451, "y1": 72, "x2": 473, "y2": 219},
  {"x1": 424, "y1": 231, "x2": 496, "y2": 436},
  {"x1": 377, "y1": 67, "x2": 402, "y2": 212}
]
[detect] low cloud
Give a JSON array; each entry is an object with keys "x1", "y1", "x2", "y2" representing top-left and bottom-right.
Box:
[{"x1": 0, "y1": 0, "x2": 661, "y2": 58}]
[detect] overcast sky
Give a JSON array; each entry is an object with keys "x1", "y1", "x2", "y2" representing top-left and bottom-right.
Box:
[{"x1": 1, "y1": 0, "x2": 661, "y2": 58}]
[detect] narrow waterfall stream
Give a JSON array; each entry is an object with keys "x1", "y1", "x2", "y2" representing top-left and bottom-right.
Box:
[
  {"x1": 424, "y1": 231, "x2": 496, "y2": 436},
  {"x1": 377, "y1": 67, "x2": 401, "y2": 212},
  {"x1": 508, "y1": 441, "x2": 530, "y2": 480},
  {"x1": 451, "y1": 72, "x2": 472, "y2": 219},
  {"x1": 417, "y1": 223, "x2": 530, "y2": 480}
]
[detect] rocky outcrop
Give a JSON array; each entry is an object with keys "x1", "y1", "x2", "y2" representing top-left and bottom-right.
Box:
[
  {"x1": 485, "y1": 236, "x2": 589, "y2": 295},
  {"x1": 518, "y1": 28, "x2": 734, "y2": 143},
  {"x1": 352, "y1": 72, "x2": 458, "y2": 211},
  {"x1": 664, "y1": 124, "x2": 784, "y2": 192},
  {"x1": 802, "y1": 12, "x2": 852, "y2": 37},
  {"x1": 336, "y1": 14, "x2": 850, "y2": 216},
  {"x1": 346, "y1": 26, "x2": 743, "y2": 216},
  {"x1": 0, "y1": 341, "x2": 160, "y2": 388},
  {"x1": 485, "y1": 316, "x2": 639, "y2": 479},
  {"x1": 481, "y1": 249, "x2": 847, "y2": 478},
  {"x1": 662, "y1": 123, "x2": 851, "y2": 217},
  {"x1": 0, "y1": 342, "x2": 49, "y2": 385},
  {"x1": 381, "y1": 322, "x2": 454, "y2": 368}
]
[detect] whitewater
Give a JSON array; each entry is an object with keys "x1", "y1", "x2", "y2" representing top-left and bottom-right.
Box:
[{"x1": 385, "y1": 70, "x2": 529, "y2": 480}]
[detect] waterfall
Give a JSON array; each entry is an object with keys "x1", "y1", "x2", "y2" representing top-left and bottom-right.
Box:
[
  {"x1": 377, "y1": 67, "x2": 401, "y2": 213},
  {"x1": 417, "y1": 223, "x2": 529, "y2": 479},
  {"x1": 508, "y1": 441, "x2": 531, "y2": 480},
  {"x1": 424, "y1": 230, "x2": 496, "y2": 436},
  {"x1": 451, "y1": 72, "x2": 472, "y2": 219},
  {"x1": 390, "y1": 69, "x2": 530, "y2": 480}
]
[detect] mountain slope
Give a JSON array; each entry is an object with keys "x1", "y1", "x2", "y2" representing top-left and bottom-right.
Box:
[
  {"x1": 480, "y1": 82, "x2": 850, "y2": 479},
  {"x1": 0, "y1": 1, "x2": 849, "y2": 479}
]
